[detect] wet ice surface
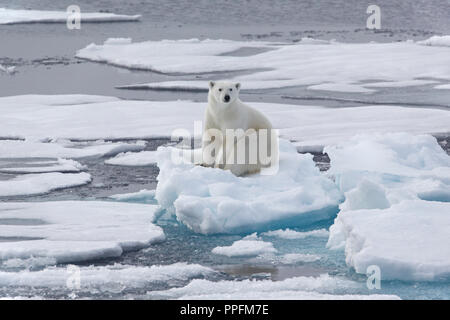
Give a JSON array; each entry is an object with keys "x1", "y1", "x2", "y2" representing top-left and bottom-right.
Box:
[{"x1": 1, "y1": 0, "x2": 450, "y2": 300}]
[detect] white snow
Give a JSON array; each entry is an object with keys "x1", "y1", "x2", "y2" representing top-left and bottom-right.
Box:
[
  {"x1": 417, "y1": 35, "x2": 450, "y2": 47},
  {"x1": 147, "y1": 274, "x2": 400, "y2": 300},
  {"x1": 326, "y1": 133, "x2": 450, "y2": 281},
  {"x1": 0, "y1": 201, "x2": 164, "y2": 265},
  {"x1": 0, "y1": 172, "x2": 91, "y2": 197},
  {"x1": 307, "y1": 83, "x2": 375, "y2": 93},
  {"x1": 78, "y1": 38, "x2": 450, "y2": 92},
  {"x1": 328, "y1": 200, "x2": 450, "y2": 281},
  {"x1": 0, "y1": 263, "x2": 213, "y2": 288},
  {"x1": 0, "y1": 158, "x2": 85, "y2": 174},
  {"x1": 212, "y1": 234, "x2": 277, "y2": 257},
  {"x1": 155, "y1": 139, "x2": 343, "y2": 234},
  {"x1": 0, "y1": 140, "x2": 146, "y2": 159},
  {"x1": 105, "y1": 150, "x2": 158, "y2": 166},
  {"x1": 0, "y1": 8, "x2": 141, "y2": 24},
  {"x1": 1, "y1": 94, "x2": 449, "y2": 151},
  {"x1": 109, "y1": 189, "x2": 156, "y2": 202},
  {"x1": 262, "y1": 228, "x2": 329, "y2": 239}
]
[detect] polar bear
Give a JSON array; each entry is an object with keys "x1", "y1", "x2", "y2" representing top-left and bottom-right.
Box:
[{"x1": 201, "y1": 81, "x2": 278, "y2": 176}]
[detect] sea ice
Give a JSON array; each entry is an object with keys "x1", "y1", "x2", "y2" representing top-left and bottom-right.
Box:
[
  {"x1": 0, "y1": 158, "x2": 85, "y2": 174},
  {"x1": 105, "y1": 150, "x2": 158, "y2": 166},
  {"x1": 0, "y1": 172, "x2": 91, "y2": 197},
  {"x1": 326, "y1": 133, "x2": 450, "y2": 281},
  {"x1": 78, "y1": 38, "x2": 450, "y2": 92},
  {"x1": 155, "y1": 139, "x2": 343, "y2": 234},
  {"x1": 1, "y1": 94, "x2": 449, "y2": 151},
  {"x1": 0, "y1": 201, "x2": 164, "y2": 265},
  {"x1": 147, "y1": 274, "x2": 400, "y2": 300},
  {"x1": 212, "y1": 234, "x2": 277, "y2": 257},
  {"x1": 261, "y1": 228, "x2": 329, "y2": 239},
  {"x1": 0, "y1": 8, "x2": 141, "y2": 24}
]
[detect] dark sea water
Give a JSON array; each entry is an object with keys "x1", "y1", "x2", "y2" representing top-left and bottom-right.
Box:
[{"x1": 0, "y1": 0, "x2": 449, "y2": 299}]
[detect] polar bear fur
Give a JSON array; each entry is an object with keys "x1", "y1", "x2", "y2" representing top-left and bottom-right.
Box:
[{"x1": 201, "y1": 81, "x2": 278, "y2": 176}]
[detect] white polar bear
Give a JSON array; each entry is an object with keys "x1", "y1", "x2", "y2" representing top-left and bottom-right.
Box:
[{"x1": 201, "y1": 81, "x2": 278, "y2": 176}]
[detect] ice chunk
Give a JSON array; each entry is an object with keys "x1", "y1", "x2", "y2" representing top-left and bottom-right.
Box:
[
  {"x1": 0, "y1": 263, "x2": 213, "y2": 288},
  {"x1": 78, "y1": 38, "x2": 450, "y2": 91},
  {"x1": 0, "y1": 64, "x2": 16, "y2": 75},
  {"x1": 0, "y1": 158, "x2": 85, "y2": 174},
  {"x1": 279, "y1": 253, "x2": 321, "y2": 264},
  {"x1": 0, "y1": 172, "x2": 91, "y2": 197},
  {"x1": 212, "y1": 234, "x2": 277, "y2": 257},
  {"x1": 155, "y1": 139, "x2": 343, "y2": 234},
  {"x1": 417, "y1": 35, "x2": 450, "y2": 47},
  {"x1": 109, "y1": 189, "x2": 156, "y2": 203},
  {"x1": 325, "y1": 133, "x2": 450, "y2": 202},
  {"x1": 0, "y1": 8, "x2": 140, "y2": 24},
  {"x1": 262, "y1": 228, "x2": 329, "y2": 239},
  {"x1": 0, "y1": 201, "x2": 164, "y2": 265},
  {"x1": 328, "y1": 200, "x2": 450, "y2": 281},
  {"x1": 105, "y1": 151, "x2": 158, "y2": 166},
  {"x1": 147, "y1": 274, "x2": 400, "y2": 300}
]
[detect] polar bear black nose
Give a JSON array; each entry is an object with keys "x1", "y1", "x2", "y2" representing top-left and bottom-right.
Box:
[{"x1": 224, "y1": 95, "x2": 230, "y2": 102}]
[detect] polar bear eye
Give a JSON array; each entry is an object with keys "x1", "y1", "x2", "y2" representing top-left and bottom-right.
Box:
[
  {"x1": 218, "y1": 88, "x2": 222, "y2": 92},
  {"x1": 229, "y1": 88, "x2": 233, "y2": 91}
]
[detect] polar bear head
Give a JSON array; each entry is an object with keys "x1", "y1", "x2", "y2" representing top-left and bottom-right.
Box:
[{"x1": 208, "y1": 81, "x2": 241, "y2": 106}]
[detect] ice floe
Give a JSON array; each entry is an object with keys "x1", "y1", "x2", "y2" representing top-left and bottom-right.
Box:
[
  {"x1": 78, "y1": 37, "x2": 450, "y2": 92},
  {"x1": 261, "y1": 228, "x2": 329, "y2": 239},
  {"x1": 212, "y1": 234, "x2": 277, "y2": 257},
  {"x1": 0, "y1": 158, "x2": 85, "y2": 174},
  {"x1": 0, "y1": 8, "x2": 140, "y2": 24},
  {"x1": 0, "y1": 201, "x2": 164, "y2": 265},
  {"x1": 147, "y1": 274, "x2": 400, "y2": 300},
  {"x1": 326, "y1": 133, "x2": 450, "y2": 281},
  {"x1": 1, "y1": 94, "x2": 449, "y2": 151},
  {"x1": 0, "y1": 263, "x2": 213, "y2": 289},
  {"x1": 417, "y1": 35, "x2": 450, "y2": 47},
  {"x1": 155, "y1": 139, "x2": 343, "y2": 234},
  {"x1": 109, "y1": 189, "x2": 156, "y2": 203},
  {"x1": 0, "y1": 172, "x2": 91, "y2": 197},
  {"x1": 105, "y1": 150, "x2": 158, "y2": 166}
]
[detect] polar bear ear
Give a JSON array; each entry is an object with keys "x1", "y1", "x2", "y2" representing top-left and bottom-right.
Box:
[
  {"x1": 235, "y1": 83, "x2": 241, "y2": 90},
  {"x1": 209, "y1": 81, "x2": 215, "y2": 89}
]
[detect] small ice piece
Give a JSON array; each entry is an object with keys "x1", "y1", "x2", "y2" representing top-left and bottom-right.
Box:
[
  {"x1": 417, "y1": 35, "x2": 450, "y2": 47},
  {"x1": 0, "y1": 263, "x2": 213, "y2": 288},
  {"x1": 155, "y1": 139, "x2": 343, "y2": 234},
  {"x1": 0, "y1": 201, "x2": 165, "y2": 265},
  {"x1": 0, "y1": 172, "x2": 91, "y2": 197},
  {"x1": 0, "y1": 8, "x2": 141, "y2": 24},
  {"x1": 0, "y1": 158, "x2": 86, "y2": 174},
  {"x1": 212, "y1": 234, "x2": 277, "y2": 257},
  {"x1": 279, "y1": 253, "x2": 321, "y2": 264},
  {"x1": 105, "y1": 150, "x2": 158, "y2": 166},
  {"x1": 0, "y1": 64, "x2": 16, "y2": 74},
  {"x1": 147, "y1": 274, "x2": 400, "y2": 300},
  {"x1": 109, "y1": 189, "x2": 156, "y2": 203},
  {"x1": 262, "y1": 228, "x2": 329, "y2": 239}
]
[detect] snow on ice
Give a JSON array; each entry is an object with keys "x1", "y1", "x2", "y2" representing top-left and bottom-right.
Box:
[
  {"x1": 212, "y1": 234, "x2": 277, "y2": 257},
  {"x1": 0, "y1": 172, "x2": 91, "y2": 197},
  {"x1": 147, "y1": 274, "x2": 400, "y2": 300},
  {"x1": 0, "y1": 263, "x2": 213, "y2": 288},
  {"x1": 326, "y1": 133, "x2": 450, "y2": 281},
  {"x1": 0, "y1": 8, "x2": 140, "y2": 24},
  {"x1": 0, "y1": 201, "x2": 164, "y2": 266},
  {"x1": 77, "y1": 37, "x2": 450, "y2": 93},
  {"x1": 1, "y1": 94, "x2": 449, "y2": 151},
  {"x1": 105, "y1": 150, "x2": 158, "y2": 166},
  {"x1": 155, "y1": 139, "x2": 343, "y2": 234}
]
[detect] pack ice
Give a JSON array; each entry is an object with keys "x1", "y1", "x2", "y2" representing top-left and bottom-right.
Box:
[
  {"x1": 0, "y1": 8, "x2": 141, "y2": 24},
  {"x1": 326, "y1": 133, "x2": 450, "y2": 281},
  {"x1": 155, "y1": 139, "x2": 343, "y2": 234},
  {"x1": 77, "y1": 37, "x2": 450, "y2": 93},
  {"x1": 0, "y1": 201, "x2": 164, "y2": 267}
]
